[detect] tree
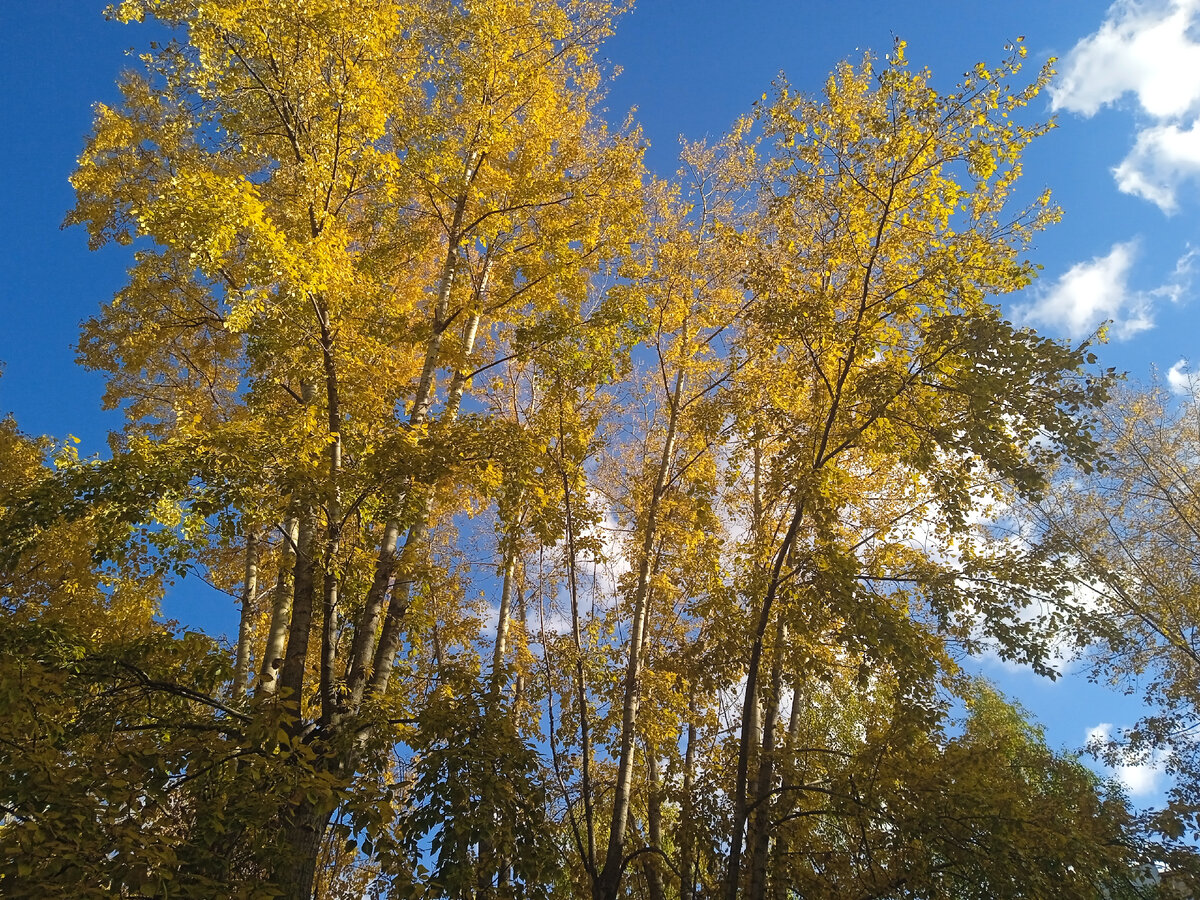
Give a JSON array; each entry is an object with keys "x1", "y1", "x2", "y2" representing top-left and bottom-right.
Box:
[
  {"x1": 715, "y1": 41, "x2": 1111, "y2": 899},
  {"x1": 0, "y1": 5, "x2": 1160, "y2": 898},
  {"x1": 591, "y1": 132, "x2": 751, "y2": 900},
  {"x1": 1032, "y1": 383, "x2": 1200, "y2": 892},
  {"x1": 745, "y1": 675, "x2": 1144, "y2": 900},
  {"x1": 0, "y1": 414, "x2": 295, "y2": 898},
  {"x1": 57, "y1": 0, "x2": 645, "y2": 896}
]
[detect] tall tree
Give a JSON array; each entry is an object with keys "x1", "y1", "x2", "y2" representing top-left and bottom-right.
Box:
[
  {"x1": 593, "y1": 135, "x2": 751, "y2": 900},
  {"x1": 0, "y1": 8, "x2": 1164, "y2": 897},
  {"x1": 718, "y1": 40, "x2": 1109, "y2": 898},
  {"x1": 61, "y1": 0, "x2": 645, "y2": 896},
  {"x1": 1032, "y1": 383, "x2": 1200, "y2": 889}
]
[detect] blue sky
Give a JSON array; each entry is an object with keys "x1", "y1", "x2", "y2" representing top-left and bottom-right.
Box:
[{"x1": 2, "y1": 0, "x2": 1198, "y2": 804}]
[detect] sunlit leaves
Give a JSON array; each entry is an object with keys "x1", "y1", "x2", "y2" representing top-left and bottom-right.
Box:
[{"x1": 0, "y1": 8, "x2": 1158, "y2": 898}]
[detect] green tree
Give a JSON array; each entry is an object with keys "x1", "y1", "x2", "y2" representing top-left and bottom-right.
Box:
[{"x1": 745, "y1": 673, "x2": 1144, "y2": 900}]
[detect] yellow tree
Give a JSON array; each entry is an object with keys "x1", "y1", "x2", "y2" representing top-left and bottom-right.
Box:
[
  {"x1": 720, "y1": 41, "x2": 1109, "y2": 899},
  {"x1": 587, "y1": 135, "x2": 753, "y2": 900},
  {"x1": 3, "y1": 7, "x2": 1155, "y2": 897},
  {"x1": 63, "y1": 0, "x2": 645, "y2": 896}
]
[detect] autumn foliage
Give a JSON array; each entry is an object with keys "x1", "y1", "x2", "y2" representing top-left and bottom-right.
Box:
[{"x1": 0, "y1": 2, "x2": 1175, "y2": 898}]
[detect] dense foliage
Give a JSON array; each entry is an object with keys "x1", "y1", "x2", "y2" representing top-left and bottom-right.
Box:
[{"x1": 0, "y1": 1, "x2": 1186, "y2": 897}]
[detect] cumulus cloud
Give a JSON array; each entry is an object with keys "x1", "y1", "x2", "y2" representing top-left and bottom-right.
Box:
[
  {"x1": 1113, "y1": 120, "x2": 1200, "y2": 211},
  {"x1": 1168, "y1": 358, "x2": 1196, "y2": 393},
  {"x1": 1119, "y1": 757, "x2": 1168, "y2": 796},
  {"x1": 1016, "y1": 242, "x2": 1149, "y2": 338},
  {"x1": 1053, "y1": 0, "x2": 1200, "y2": 211},
  {"x1": 1052, "y1": 0, "x2": 1200, "y2": 118},
  {"x1": 1016, "y1": 242, "x2": 1195, "y2": 339}
]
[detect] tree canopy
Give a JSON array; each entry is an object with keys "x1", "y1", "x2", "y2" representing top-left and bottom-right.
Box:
[
  {"x1": 0, "y1": 2, "x2": 1180, "y2": 898},
  {"x1": 1030, "y1": 383, "x2": 1200, "y2": 893}
]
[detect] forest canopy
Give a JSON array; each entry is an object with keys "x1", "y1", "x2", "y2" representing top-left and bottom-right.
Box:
[{"x1": 0, "y1": 1, "x2": 1194, "y2": 898}]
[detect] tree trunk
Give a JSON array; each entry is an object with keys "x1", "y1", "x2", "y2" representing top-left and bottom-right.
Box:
[
  {"x1": 726, "y1": 501, "x2": 805, "y2": 900},
  {"x1": 561, "y1": 457, "x2": 597, "y2": 882},
  {"x1": 317, "y1": 309, "x2": 342, "y2": 727},
  {"x1": 597, "y1": 366, "x2": 684, "y2": 900},
  {"x1": 771, "y1": 684, "x2": 804, "y2": 900},
  {"x1": 355, "y1": 246, "x2": 489, "y2": 704},
  {"x1": 366, "y1": 515, "x2": 427, "y2": 697},
  {"x1": 259, "y1": 516, "x2": 298, "y2": 696},
  {"x1": 233, "y1": 530, "x2": 259, "y2": 700},
  {"x1": 276, "y1": 797, "x2": 336, "y2": 900},
  {"x1": 344, "y1": 520, "x2": 399, "y2": 706},
  {"x1": 478, "y1": 530, "x2": 519, "y2": 893},
  {"x1": 490, "y1": 539, "x2": 519, "y2": 696},
  {"x1": 645, "y1": 749, "x2": 666, "y2": 900},
  {"x1": 747, "y1": 619, "x2": 787, "y2": 900},
  {"x1": 513, "y1": 584, "x2": 528, "y2": 709},
  {"x1": 279, "y1": 380, "x2": 318, "y2": 724},
  {"x1": 280, "y1": 512, "x2": 316, "y2": 727},
  {"x1": 409, "y1": 150, "x2": 479, "y2": 425}
]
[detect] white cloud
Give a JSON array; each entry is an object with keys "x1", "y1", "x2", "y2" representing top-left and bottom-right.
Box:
[
  {"x1": 1085, "y1": 721, "x2": 1169, "y2": 798},
  {"x1": 1054, "y1": 0, "x2": 1200, "y2": 211},
  {"x1": 1016, "y1": 242, "x2": 1195, "y2": 339},
  {"x1": 1113, "y1": 119, "x2": 1200, "y2": 211},
  {"x1": 1119, "y1": 757, "x2": 1167, "y2": 796},
  {"x1": 1168, "y1": 358, "x2": 1195, "y2": 393},
  {"x1": 1052, "y1": 0, "x2": 1200, "y2": 118},
  {"x1": 1154, "y1": 244, "x2": 1200, "y2": 302},
  {"x1": 1016, "y1": 242, "x2": 1150, "y2": 339}
]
